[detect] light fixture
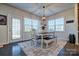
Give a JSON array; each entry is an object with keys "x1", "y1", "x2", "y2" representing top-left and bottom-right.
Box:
[
  {"x1": 42, "y1": 6, "x2": 46, "y2": 20},
  {"x1": 42, "y1": 16, "x2": 46, "y2": 20},
  {"x1": 41, "y1": 5, "x2": 46, "y2": 30}
]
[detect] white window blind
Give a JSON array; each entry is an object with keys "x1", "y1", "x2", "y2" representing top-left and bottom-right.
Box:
[
  {"x1": 12, "y1": 18, "x2": 21, "y2": 39},
  {"x1": 24, "y1": 18, "x2": 40, "y2": 32},
  {"x1": 48, "y1": 18, "x2": 64, "y2": 32}
]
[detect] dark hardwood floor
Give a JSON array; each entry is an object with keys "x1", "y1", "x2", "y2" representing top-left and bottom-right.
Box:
[
  {"x1": 58, "y1": 43, "x2": 79, "y2": 56},
  {"x1": 0, "y1": 41, "x2": 79, "y2": 56},
  {"x1": 0, "y1": 42, "x2": 26, "y2": 56}
]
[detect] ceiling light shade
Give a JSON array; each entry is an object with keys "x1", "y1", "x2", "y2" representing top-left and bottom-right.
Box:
[
  {"x1": 42, "y1": 16, "x2": 46, "y2": 20},
  {"x1": 42, "y1": 5, "x2": 46, "y2": 20}
]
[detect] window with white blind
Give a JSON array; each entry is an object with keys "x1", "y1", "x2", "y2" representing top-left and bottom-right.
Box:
[
  {"x1": 32, "y1": 19, "x2": 40, "y2": 32},
  {"x1": 12, "y1": 18, "x2": 21, "y2": 39},
  {"x1": 48, "y1": 18, "x2": 64, "y2": 32},
  {"x1": 55, "y1": 18, "x2": 64, "y2": 31},
  {"x1": 48, "y1": 20, "x2": 55, "y2": 32},
  {"x1": 24, "y1": 18, "x2": 40, "y2": 32},
  {"x1": 24, "y1": 18, "x2": 32, "y2": 32}
]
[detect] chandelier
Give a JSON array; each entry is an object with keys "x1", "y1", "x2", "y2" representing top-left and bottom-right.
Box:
[
  {"x1": 42, "y1": 6, "x2": 46, "y2": 20},
  {"x1": 41, "y1": 5, "x2": 46, "y2": 30}
]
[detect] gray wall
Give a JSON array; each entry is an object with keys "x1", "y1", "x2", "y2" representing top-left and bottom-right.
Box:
[
  {"x1": 0, "y1": 4, "x2": 77, "y2": 45},
  {"x1": 0, "y1": 4, "x2": 40, "y2": 44},
  {"x1": 47, "y1": 8, "x2": 75, "y2": 41}
]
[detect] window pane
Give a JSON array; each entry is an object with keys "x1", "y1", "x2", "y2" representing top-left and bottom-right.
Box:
[
  {"x1": 48, "y1": 25, "x2": 55, "y2": 32},
  {"x1": 12, "y1": 18, "x2": 20, "y2": 39},
  {"x1": 56, "y1": 18, "x2": 64, "y2": 31},
  {"x1": 24, "y1": 18, "x2": 31, "y2": 25},
  {"x1": 24, "y1": 18, "x2": 40, "y2": 32},
  {"x1": 24, "y1": 18, "x2": 32, "y2": 32},
  {"x1": 24, "y1": 25, "x2": 32, "y2": 32},
  {"x1": 32, "y1": 19, "x2": 40, "y2": 32},
  {"x1": 48, "y1": 18, "x2": 64, "y2": 32},
  {"x1": 48, "y1": 20, "x2": 55, "y2": 25},
  {"x1": 56, "y1": 25, "x2": 64, "y2": 31},
  {"x1": 48, "y1": 20, "x2": 55, "y2": 32},
  {"x1": 56, "y1": 18, "x2": 64, "y2": 25}
]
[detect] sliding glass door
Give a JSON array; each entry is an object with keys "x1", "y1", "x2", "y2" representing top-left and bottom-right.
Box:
[{"x1": 12, "y1": 18, "x2": 21, "y2": 40}]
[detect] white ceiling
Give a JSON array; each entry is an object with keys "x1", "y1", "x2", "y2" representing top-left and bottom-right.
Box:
[{"x1": 7, "y1": 3, "x2": 74, "y2": 17}]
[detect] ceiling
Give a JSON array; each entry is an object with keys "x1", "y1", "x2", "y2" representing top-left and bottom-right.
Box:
[{"x1": 7, "y1": 3, "x2": 74, "y2": 17}]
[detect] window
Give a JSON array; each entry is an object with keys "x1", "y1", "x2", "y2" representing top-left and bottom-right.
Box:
[
  {"x1": 48, "y1": 18, "x2": 64, "y2": 32},
  {"x1": 24, "y1": 18, "x2": 32, "y2": 32},
  {"x1": 32, "y1": 19, "x2": 40, "y2": 32},
  {"x1": 55, "y1": 18, "x2": 64, "y2": 31},
  {"x1": 24, "y1": 18, "x2": 40, "y2": 32},
  {"x1": 48, "y1": 20, "x2": 55, "y2": 32},
  {"x1": 12, "y1": 18, "x2": 21, "y2": 39}
]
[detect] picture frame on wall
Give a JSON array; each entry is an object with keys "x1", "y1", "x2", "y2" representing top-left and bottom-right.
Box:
[
  {"x1": 0, "y1": 15, "x2": 7, "y2": 25},
  {"x1": 66, "y1": 20, "x2": 74, "y2": 23}
]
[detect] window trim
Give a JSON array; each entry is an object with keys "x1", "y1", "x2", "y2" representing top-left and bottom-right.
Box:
[
  {"x1": 24, "y1": 18, "x2": 40, "y2": 32},
  {"x1": 12, "y1": 17, "x2": 21, "y2": 39},
  {"x1": 47, "y1": 17, "x2": 64, "y2": 32}
]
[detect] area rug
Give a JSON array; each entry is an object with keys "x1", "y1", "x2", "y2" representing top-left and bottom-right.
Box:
[{"x1": 18, "y1": 40, "x2": 67, "y2": 56}]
